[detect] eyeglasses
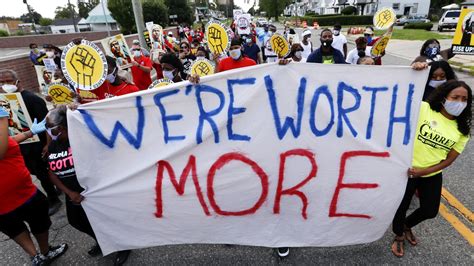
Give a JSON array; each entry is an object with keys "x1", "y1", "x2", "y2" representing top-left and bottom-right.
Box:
[{"x1": 180, "y1": 46, "x2": 189, "y2": 50}]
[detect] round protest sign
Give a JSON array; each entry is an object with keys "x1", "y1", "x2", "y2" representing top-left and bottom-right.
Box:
[
  {"x1": 61, "y1": 39, "x2": 107, "y2": 91},
  {"x1": 371, "y1": 34, "x2": 391, "y2": 57},
  {"x1": 270, "y1": 33, "x2": 290, "y2": 58},
  {"x1": 148, "y1": 78, "x2": 174, "y2": 90},
  {"x1": 47, "y1": 83, "x2": 74, "y2": 104},
  {"x1": 205, "y1": 21, "x2": 231, "y2": 55},
  {"x1": 373, "y1": 7, "x2": 396, "y2": 30},
  {"x1": 191, "y1": 59, "x2": 215, "y2": 77}
]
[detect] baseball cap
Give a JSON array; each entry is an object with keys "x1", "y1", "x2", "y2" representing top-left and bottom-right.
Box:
[
  {"x1": 132, "y1": 39, "x2": 140, "y2": 45},
  {"x1": 364, "y1": 28, "x2": 374, "y2": 35},
  {"x1": 302, "y1": 29, "x2": 311, "y2": 37}
]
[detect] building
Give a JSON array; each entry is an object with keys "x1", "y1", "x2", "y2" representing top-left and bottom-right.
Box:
[
  {"x1": 50, "y1": 18, "x2": 89, "y2": 34},
  {"x1": 81, "y1": 0, "x2": 119, "y2": 32},
  {"x1": 376, "y1": 0, "x2": 430, "y2": 16}
]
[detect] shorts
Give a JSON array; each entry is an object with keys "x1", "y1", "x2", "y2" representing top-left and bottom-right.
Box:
[{"x1": 0, "y1": 190, "x2": 52, "y2": 239}]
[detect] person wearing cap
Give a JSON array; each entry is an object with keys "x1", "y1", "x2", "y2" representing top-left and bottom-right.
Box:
[
  {"x1": 364, "y1": 25, "x2": 392, "y2": 65},
  {"x1": 300, "y1": 29, "x2": 313, "y2": 60},
  {"x1": 42, "y1": 44, "x2": 62, "y2": 69},
  {"x1": 306, "y1": 28, "x2": 345, "y2": 64},
  {"x1": 131, "y1": 39, "x2": 150, "y2": 57},
  {"x1": 263, "y1": 24, "x2": 278, "y2": 63},
  {"x1": 346, "y1": 37, "x2": 372, "y2": 65},
  {"x1": 130, "y1": 46, "x2": 153, "y2": 90},
  {"x1": 217, "y1": 38, "x2": 256, "y2": 72},
  {"x1": 331, "y1": 24, "x2": 347, "y2": 59}
]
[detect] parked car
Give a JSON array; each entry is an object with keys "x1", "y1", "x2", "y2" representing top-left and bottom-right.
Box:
[
  {"x1": 256, "y1": 18, "x2": 268, "y2": 27},
  {"x1": 438, "y1": 10, "x2": 461, "y2": 32},
  {"x1": 395, "y1": 15, "x2": 430, "y2": 26}
]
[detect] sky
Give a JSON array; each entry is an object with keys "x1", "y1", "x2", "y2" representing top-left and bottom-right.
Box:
[{"x1": 1, "y1": 0, "x2": 255, "y2": 19}]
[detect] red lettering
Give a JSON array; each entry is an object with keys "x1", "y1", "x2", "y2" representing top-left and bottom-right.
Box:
[
  {"x1": 155, "y1": 155, "x2": 210, "y2": 218},
  {"x1": 273, "y1": 149, "x2": 317, "y2": 219},
  {"x1": 329, "y1": 150, "x2": 390, "y2": 219},
  {"x1": 49, "y1": 161, "x2": 56, "y2": 171},
  {"x1": 207, "y1": 152, "x2": 269, "y2": 216},
  {"x1": 55, "y1": 159, "x2": 63, "y2": 169}
]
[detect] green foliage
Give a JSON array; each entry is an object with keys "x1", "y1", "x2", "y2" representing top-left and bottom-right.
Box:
[
  {"x1": 143, "y1": 0, "x2": 169, "y2": 26},
  {"x1": 300, "y1": 15, "x2": 373, "y2": 27},
  {"x1": 20, "y1": 10, "x2": 42, "y2": 23},
  {"x1": 15, "y1": 30, "x2": 26, "y2": 36},
  {"x1": 341, "y1": 6, "x2": 357, "y2": 15},
  {"x1": 0, "y1": 29, "x2": 9, "y2": 37},
  {"x1": 403, "y1": 22, "x2": 434, "y2": 31},
  {"x1": 39, "y1": 18, "x2": 53, "y2": 26},
  {"x1": 164, "y1": 0, "x2": 193, "y2": 24},
  {"x1": 259, "y1": 0, "x2": 292, "y2": 21},
  {"x1": 78, "y1": 0, "x2": 100, "y2": 19},
  {"x1": 305, "y1": 11, "x2": 318, "y2": 17},
  {"x1": 55, "y1": 3, "x2": 78, "y2": 19}
]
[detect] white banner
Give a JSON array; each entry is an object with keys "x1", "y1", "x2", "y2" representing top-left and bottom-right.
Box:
[{"x1": 68, "y1": 64, "x2": 428, "y2": 255}]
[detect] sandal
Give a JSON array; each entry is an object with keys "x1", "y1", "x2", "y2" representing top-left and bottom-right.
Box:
[
  {"x1": 404, "y1": 227, "x2": 418, "y2": 246},
  {"x1": 391, "y1": 236, "x2": 405, "y2": 258}
]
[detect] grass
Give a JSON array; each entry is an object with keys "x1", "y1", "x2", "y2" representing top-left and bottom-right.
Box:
[
  {"x1": 374, "y1": 29, "x2": 453, "y2": 40},
  {"x1": 448, "y1": 60, "x2": 474, "y2": 75}
]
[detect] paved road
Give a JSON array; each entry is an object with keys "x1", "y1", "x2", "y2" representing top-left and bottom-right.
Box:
[{"x1": 1, "y1": 25, "x2": 472, "y2": 265}]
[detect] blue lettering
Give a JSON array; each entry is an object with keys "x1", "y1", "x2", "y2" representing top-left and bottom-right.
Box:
[
  {"x1": 264, "y1": 75, "x2": 306, "y2": 140},
  {"x1": 79, "y1": 96, "x2": 145, "y2": 149},
  {"x1": 154, "y1": 89, "x2": 185, "y2": 143},
  {"x1": 387, "y1": 84, "x2": 414, "y2": 147},
  {"x1": 337, "y1": 82, "x2": 361, "y2": 138},
  {"x1": 227, "y1": 78, "x2": 256, "y2": 141},
  {"x1": 362, "y1": 86, "x2": 388, "y2": 140},
  {"x1": 195, "y1": 84, "x2": 225, "y2": 144},
  {"x1": 309, "y1": 85, "x2": 334, "y2": 137}
]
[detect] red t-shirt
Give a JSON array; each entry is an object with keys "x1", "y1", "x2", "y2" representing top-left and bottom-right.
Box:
[
  {"x1": 153, "y1": 63, "x2": 164, "y2": 79},
  {"x1": 104, "y1": 82, "x2": 139, "y2": 98},
  {"x1": 77, "y1": 83, "x2": 107, "y2": 103},
  {"x1": 131, "y1": 56, "x2": 153, "y2": 90},
  {"x1": 0, "y1": 137, "x2": 37, "y2": 214},
  {"x1": 218, "y1": 57, "x2": 256, "y2": 72}
]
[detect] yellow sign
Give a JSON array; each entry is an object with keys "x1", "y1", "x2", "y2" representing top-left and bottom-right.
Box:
[
  {"x1": 270, "y1": 34, "x2": 290, "y2": 58},
  {"x1": 206, "y1": 21, "x2": 231, "y2": 55},
  {"x1": 148, "y1": 78, "x2": 174, "y2": 90},
  {"x1": 191, "y1": 59, "x2": 215, "y2": 77},
  {"x1": 373, "y1": 7, "x2": 396, "y2": 30},
  {"x1": 370, "y1": 33, "x2": 391, "y2": 57},
  {"x1": 47, "y1": 83, "x2": 74, "y2": 104},
  {"x1": 452, "y1": 9, "x2": 474, "y2": 54},
  {"x1": 61, "y1": 39, "x2": 107, "y2": 91}
]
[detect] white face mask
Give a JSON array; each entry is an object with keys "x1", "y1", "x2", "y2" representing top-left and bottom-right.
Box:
[
  {"x1": 2, "y1": 81, "x2": 18, "y2": 93},
  {"x1": 134, "y1": 50, "x2": 141, "y2": 57},
  {"x1": 196, "y1": 56, "x2": 205, "y2": 60},
  {"x1": 428, "y1": 79, "x2": 446, "y2": 88},
  {"x1": 229, "y1": 49, "x2": 241, "y2": 60},
  {"x1": 106, "y1": 67, "x2": 117, "y2": 83},
  {"x1": 294, "y1": 51, "x2": 302, "y2": 59},
  {"x1": 46, "y1": 51, "x2": 55, "y2": 58},
  {"x1": 333, "y1": 30, "x2": 340, "y2": 36},
  {"x1": 443, "y1": 100, "x2": 467, "y2": 117},
  {"x1": 46, "y1": 126, "x2": 62, "y2": 141},
  {"x1": 162, "y1": 70, "x2": 175, "y2": 80}
]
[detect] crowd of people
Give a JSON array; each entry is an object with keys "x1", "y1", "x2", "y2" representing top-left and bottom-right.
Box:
[{"x1": 0, "y1": 20, "x2": 472, "y2": 265}]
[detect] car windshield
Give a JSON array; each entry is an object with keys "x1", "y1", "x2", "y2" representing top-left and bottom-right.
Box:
[{"x1": 445, "y1": 11, "x2": 460, "y2": 17}]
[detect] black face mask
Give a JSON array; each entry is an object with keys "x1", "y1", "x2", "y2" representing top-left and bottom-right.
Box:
[
  {"x1": 321, "y1": 39, "x2": 333, "y2": 47},
  {"x1": 357, "y1": 50, "x2": 366, "y2": 58}
]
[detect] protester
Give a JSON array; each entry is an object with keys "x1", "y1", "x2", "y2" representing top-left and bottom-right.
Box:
[
  {"x1": 178, "y1": 41, "x2": 196, "y2": 78},
  {"x1": 357, "y1": 56, "x2": 375, "y2": 65},
  {"x1": 243, "y1": 35, "x2": 262, "y2": 64},
  {"x1": 103, "y1": 56, "x2": 139, "y2": 97},
  {"x1": 300, "y1": 29, "x2": 313, "y2": 60},
  {"x1": 29, "y1": 43, "x2": 46, "y2": 65},
  {"x1": 0, "y1": 69, "x2": 62, "y2": 215},
  {"x1": 160, "y1": 53, "x2": 185, "y2": 82},
  {"x1": 195, "y1": 47, "x2": 210, "y2": 60},
  {"x1": 420, "y1": 60, "x2": 457, "y2": 100},
  {"x1": 131, "y1": 39, "x2": 150, "y2": 57},
  {"x1": 391, "y1": 80, "x2": 471, "y2": 258},
  {"x1": 363, "y1": 26, "x2": 389, "y2": 65},
  {"x1": 346, "y1": 37, "x2": 372, "y2": 64},
  {"x1": 42, "y1": 44, "x2": 62, "y2": 69},
  {"x1": 331, "y1": 23, "x2": 348, "y2": 58},
  {"x1": 152, "y1": 49, "x2": 166, "y2": 80},
  {"x1": 306, "y1": 29, "x2": 345, "y2": 64},
  {"x1": 0, "y1": 107, "x2": 68, "y2": 266},
  {"x1": 217, "y1": 38, "x2": 256, "y2": 72},
  {"x1": 412, "y1": 39, "x2": 455, "y2": 63},
  {"x1": 286, "y1": 43, "x2": 305, "y2": 62},
  {"x1": 263, "y1": 25, "x2": 278, "y2": 63},
  {"x1": 130, "y1": 47, "x2": 153, "y2": 90}
]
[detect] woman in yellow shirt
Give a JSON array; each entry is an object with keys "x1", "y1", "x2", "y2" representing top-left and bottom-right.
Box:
[{"x1": 391, "y1": 80, "x2": 471, "y2": 257}]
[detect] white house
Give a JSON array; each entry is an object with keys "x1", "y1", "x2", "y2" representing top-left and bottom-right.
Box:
[
  {"x1": 50, "y1": 18, "x2": 89, "y2": 34},
  {"x1": 376, "y1": 0, "x2": 430, "y2": 16},
  {"x1": 82, "y1": 0, "x2": 119, "y2": 32}
]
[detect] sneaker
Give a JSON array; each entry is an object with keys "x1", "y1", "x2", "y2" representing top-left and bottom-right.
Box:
[
  {"x1": 45, "y1": 243, "x2": 68, "y2": 262},
  {"x1": 87, "y1": 243, "x2": 102, "y2": 257},
  {"x1": 48, "y1": 200, "x2": 62, "y2": 216},
  {"x1": 31, "y1": 253, "x2": 47, "y2": 266},
  {"x1": 277, "y1": 247, "x2": 290, "y2": 258},
  {"x1": 113, "y1": 250, "x2": 131, "y2": 266}
]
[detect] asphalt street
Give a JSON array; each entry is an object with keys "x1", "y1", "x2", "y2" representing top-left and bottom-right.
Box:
[{"x1": 0, "y1": 25, "x2": 472, "y2": 265}]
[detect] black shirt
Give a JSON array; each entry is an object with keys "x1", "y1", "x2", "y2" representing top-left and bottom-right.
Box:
[
  {"x1": 47, "y1": 140, "x2": 84, "y2": 193},
  {"x1": 19, "y1": 90, "x2": 49, "y2": 157}
]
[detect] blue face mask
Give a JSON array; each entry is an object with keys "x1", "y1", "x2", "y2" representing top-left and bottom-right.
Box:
[{"x1": 425, "y1": 47, "x2": 439, "y2": 58}]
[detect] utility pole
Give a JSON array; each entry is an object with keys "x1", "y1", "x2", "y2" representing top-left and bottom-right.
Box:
[
  {"x1": 23, "y1": 0, "x2": 38, "y2": 34},
  {"x1": 100, "y1": 0, "x2": 111, "y2": 36},
  {"x1": 131, "y1": 0, "x2": 147, "y2": 48},
  {"x1": 67, "y1": 0, "x2": 78, "y2": 32}
]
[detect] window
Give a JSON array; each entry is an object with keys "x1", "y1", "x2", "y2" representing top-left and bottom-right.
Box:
[
  {"x1": 392, "y1": 3, "x2": 400, "y2": 10},
  {"x1": 413, "y1": 3, "x2": 418, "y2": 13}
]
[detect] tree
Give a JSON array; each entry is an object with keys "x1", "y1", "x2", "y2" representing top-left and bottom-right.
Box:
[
  {"x1": 19, "y1": 9, "x2": 42, "y2": 23},
  {"x1": 55, "y1": 3, "x2": 78, "y2": 19},
  {"x1": 259, "y1": 0, "x2": 291, "y2": 21},
  {"x1": 39, "y1": 18, "x2": 53, "y2": 26},
  {"x1": 78, "y1": 0, "x2": 100, "y2": 18},
  {"x1": 142, "y1": 0, "x2": 169, "y2": 26},
  {"x1": 164, "y1": 0, "x2": 193, "y2": 24}
]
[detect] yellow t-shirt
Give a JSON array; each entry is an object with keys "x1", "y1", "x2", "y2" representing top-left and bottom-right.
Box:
[{"x1": 412, "y1": 102, "x2": 470, "y2": 177}]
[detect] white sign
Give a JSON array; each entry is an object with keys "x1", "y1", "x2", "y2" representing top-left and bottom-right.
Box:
[
  {"x1": 236, "y1": 14, "x2": 251, "y2": 35},
  {"x1": 68, "y1": 64, "x2": 428, "y2": 255},
  {"x1": 43, "y1": 58, "x2": 57, "y2": 73},
  {"x1": 233, "y1": 9, "x2": 243, "y2": 20}
]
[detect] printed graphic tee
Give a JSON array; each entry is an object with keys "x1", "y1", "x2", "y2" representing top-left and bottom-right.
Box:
[
  {"x1": 47, "y1": 140, "x2": 84, "y2": 193},
  {"x1": 412, "y1": 102, "x2": 469, "y2": 177}
]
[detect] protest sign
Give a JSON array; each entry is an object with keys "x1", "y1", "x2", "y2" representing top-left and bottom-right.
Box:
[
  {"x1": 35, "y1": 65, "x2": 54, "y2": 95},
  {"x1": 236, "y1": 14, "x2": 251, "y2": 35},
  {"x1": 47, "y1": 83, "x2": 74, "y2": 104},
  {"x1": 191, "y1": 59, "x2": 215, "y2": 77},
  {"x1": 270, "y1": 33, "x2": 290, "y2": 58},
  {"x1": 148, "y1": 78, "x2": 174, "y2": 89},
  {"x1": 233, "y1": 9, "x2": 243, "y2": 20},
  {"x1": 206, "y1": 21, "x2": 232, "y2": 55},
  {"x1": 0, "y1": 93, "x2": 39, "y2": 144},
  {"x1": 61, "y1": 39, "x2": 107, "y2": 91},
  {"x1": 373, "y1": 8, "x2": 396, "y2": 30},
  {"x1": 101, "y1": 34, "x2": 133, "y2": 68},
  {"x1": 452, "y1": 9, "x2": 474, "y2": 55},
  {"x1": 68, "y1": 63, "x2": 428, "y2": 255},
  {"x1": 371, "y1": 32, "x2": 392, "y2": 58},
  {"x1": 43, "y1": 58, "x2": 57, "y2": 73}
]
